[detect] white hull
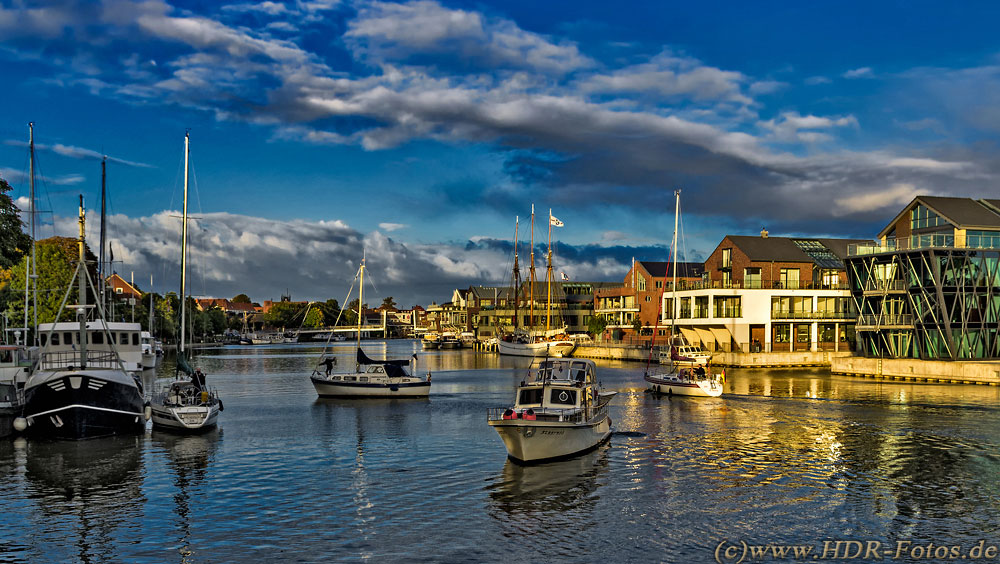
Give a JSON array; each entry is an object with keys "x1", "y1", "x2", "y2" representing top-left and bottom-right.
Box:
[
  {"x1": 141, "y1": 352, "x2": 158, "y2": 370},
  {"x1": 497, "y1": 339, "x2": 575, "y2": 358},
  {"x1": 644, "y1": 372, "x2": 723, "y2": 397},
  {"x1": 311, "y1": 375, "x2": 430, "y2": 397},
  {"x1": 151, "y1": 404, "x2": 220, "y2": 431},
  {"x1": 489, "y1": 416, "x2": 611, "y2": 463}
]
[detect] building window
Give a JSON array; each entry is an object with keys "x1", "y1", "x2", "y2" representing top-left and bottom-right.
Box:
[
  {"x1": 645, "y1": 296, "x2": 651, "y2": 302},
  {"x1": 966, "y1": 230, "x2": 1000, "y2": 249},
  {"x1": 780, "y1": 268, "x2": 800, "y2": 289},
  {"x1": 745, "y1": 267, "x2": 761, "y2": 288},
  {"x1": 655, "y1": 280, "x2": 662, "y2": 289},
  {"x1": 116, "y1": 287, "x2": 123, "y2": 294},
  {"x1": 638, "y1": 276, "x2": 646, "y2": 292},
  {"x1": 679, "y1": 297, "x2": 691, "y2": 318},
  {"x1": 820, "y1": 269, "x2": 839, "y2": 288},
  {"x1": 714, "y1": 296, "x2": 742, "y2": 318},
  {"x1": 910, "y1": 204, "x2": 946, "y2": 230},
  {"x1": 694, "y1": 296, "x2": 709, "y2": 319},
  {"x1": 774, "y1": 324, "x2": 791, "y2": 343},
  {"x1": 722, "y1": 248, "x2": 732, "y2": 269}
]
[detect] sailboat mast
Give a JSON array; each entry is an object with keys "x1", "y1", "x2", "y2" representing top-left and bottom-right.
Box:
[
  {"x1": 180, "y1": 131, "x2": 190, "y2": 355},
  {"x1": 358, "y1": 255, "x2": 364, "y2": 347},
  {"x1": 670, "y1": 189, "x2": 680, "y2": 336},
  {"x1": 512, "y1": 217, "x2": 519, "y2": 330},
  {"x1": 149, "y1": 274, "x2": 154, "y2": 333},
  {"x1": 25, "y1": 122, "x2": 37, "y2": 342},
  {"x1": 78, "y1": 195, "x2": 88, "y2": 369},
  {"x1": 99, "y1": 156, "x2": 107, "y2": 313},
  {"x1": 529, "y1": 205, "x2": 535, "y2": 329},
  {"x1": 546, "y1": 208, "x2": 553, "y2": 332}
]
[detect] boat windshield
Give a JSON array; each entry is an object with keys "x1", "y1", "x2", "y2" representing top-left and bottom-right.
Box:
[{"x1": 535, "y1": 360, "x2": 593, "y2": 384}]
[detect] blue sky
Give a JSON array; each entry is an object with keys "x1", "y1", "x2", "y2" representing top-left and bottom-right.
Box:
[{"x1": 2, "y1": 0, "x2": 1000, "y2": 307}]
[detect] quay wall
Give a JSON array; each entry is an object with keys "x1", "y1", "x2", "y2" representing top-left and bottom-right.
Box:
[
  {"x1": 569, "y1": 345, "x2": 850, "y2": 368},
  {"x1": 831, "y1": 356, "x2": 1000, "y2": 386}
]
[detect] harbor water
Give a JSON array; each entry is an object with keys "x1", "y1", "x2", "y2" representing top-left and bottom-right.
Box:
[{"x1": 2, "y1": 339, "x2": 999, "y2": 563}]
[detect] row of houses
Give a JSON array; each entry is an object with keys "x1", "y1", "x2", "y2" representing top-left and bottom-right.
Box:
[{"x1": 427, "y1": 195, "x2": 1000, "y2": 362}]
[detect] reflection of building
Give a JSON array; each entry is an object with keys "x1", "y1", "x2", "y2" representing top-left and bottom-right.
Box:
[
  {"x1": 663, "y1": 231, "x2": 866, "y2": 352},
  {"x1": 847, "y1": 196, "x2": 1000, "y2": 359}
]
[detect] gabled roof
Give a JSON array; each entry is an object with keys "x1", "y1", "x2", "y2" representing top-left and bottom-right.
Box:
[
  {"x1": 638, "y1": 261, "x2": 704, "y2": 278},
  {"x1": 724, "y1": 235, "x2": 871, "y2": 268},
  {"x1": 878, "y1": 196, "x2": 1000, "y2": 238}
]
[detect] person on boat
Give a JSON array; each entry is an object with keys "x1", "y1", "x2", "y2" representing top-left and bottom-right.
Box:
[
  {"x1": 319, "y1": 356, "x2": 336, "y2": 376},
  {"x1": 193, "y1": 368, "x2": 207, "y2": 391},
  {"x1": 695, "y1": 366, "x2": 706, "y2": 379}
]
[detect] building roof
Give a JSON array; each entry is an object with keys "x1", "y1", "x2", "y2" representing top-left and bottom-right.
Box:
[
  {"x1": 638, "y1": 261, "x2": 704, "y2": 278},
  {"x1": 877, "y1": 196, "x2": 1000, "y2": 238},
  {"x1": 725, "y1": 235, "x2": 872, "y2": 268}
]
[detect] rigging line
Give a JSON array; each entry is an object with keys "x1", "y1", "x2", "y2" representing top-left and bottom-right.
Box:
[{"x1": 314, "y1": 265, "x2": 361, "y2": 374}]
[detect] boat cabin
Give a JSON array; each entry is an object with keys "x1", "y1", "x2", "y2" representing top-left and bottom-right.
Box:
[
  {"x1": 511, "y1": 359, "x2": 598, "y2": 415},
  {"x1": 37, "y1": 321, "x2": 144, "y2": 373}
]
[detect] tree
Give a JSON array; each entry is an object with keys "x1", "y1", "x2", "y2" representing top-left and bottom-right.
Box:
[
  {"x1": 264, "y1": 301, "x2": 305, "y2": 329},
  {"x1": 587, "y1": 315, "x2": 607, "y2": 338},
  {"x1": 304, "y1": 307, "x2": 324, "y2": 329},
  {"x1": 631, "y1": 316, "x2": 642, "y2": 335},
  {"x1": 232, "y1": 293, "x2": 252, "y2": 304},
  {"x1": 381, "y1": 296, "x2": 397, "y2": 310},
  {"x1": 3, "y1": 237, "x2": 99, "y2": 327},
  {"x1": 320, "y1": 298, "x2": 341, "y2": 325},
  {"x1": 0, "y1": 177, "x2": 31, "y2": 271}
]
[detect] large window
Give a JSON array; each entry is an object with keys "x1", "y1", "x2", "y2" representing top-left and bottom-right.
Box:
[
  {"x1": 911, "y1": 204, "x2": 947, "y2": 230},
  {"x1": 721, "y1": 248, "x2": 732, "y2": 269},
  {"x1": 714, "y1": 296, "x2": 742, "y2": 318},
  {"x1": 694, "y1": 296, "x2": 709, "y2": 319},
  {"x1": 780, "y1": 268, "x2": 800, "y2": 289},
  {"x1": 967, "y1": 230, "x2": 1000, "y2": 249},
  {"x1": 744, "y1": 267, "x2": 762, "y2": 288}
]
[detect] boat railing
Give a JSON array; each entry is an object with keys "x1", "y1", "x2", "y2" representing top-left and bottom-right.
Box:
[
  {"x1": 38, "y1": 349, "x2": 123, "y2": 370},
  {"x1": 487, "y1": 403, "x2": 608, "y2": 423}
]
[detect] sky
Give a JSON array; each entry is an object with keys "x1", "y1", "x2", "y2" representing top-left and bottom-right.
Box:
[{"x1": 2, "y1": 0, "x2": 1000, "y2": 307}]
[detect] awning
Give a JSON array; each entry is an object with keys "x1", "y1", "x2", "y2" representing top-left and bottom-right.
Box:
[
  {"x1": 694, "y1": 328, "x2": 715, "y2": 350},
  {"x1": 709, "y1": 327, "x2": 733, "y2": 351},
  {"x1": 679, "y1": 327, "x2": 699, "y2": 347}
]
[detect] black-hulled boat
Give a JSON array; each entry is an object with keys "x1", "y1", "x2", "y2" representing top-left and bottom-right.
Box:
[{"x1": 18, "y1": 196, "x2": 147, "y2": 440}]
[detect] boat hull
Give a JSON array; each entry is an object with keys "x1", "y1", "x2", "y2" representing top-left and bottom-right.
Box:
[
  {"x1": 151, "y1": 404, "x2": 220, "y2": 432},
  {"x1": 141, "y1": 352, "x2": 158, "y2": 370},
  {"x1": 644, "y1": 373, "x2": 723, "y2": 397},
  {"x1": 497, "y1": 339, "x2": 575, "y2": 358},
  {"x1": 22, "y1": 371, "x2": 146, "y2": 440},
  {"x1": 488, "y1": 415, "x2": 612, "y2": 464},
  {"x1": 311, "y1": 375, "x2": 431, "y2": 398}
]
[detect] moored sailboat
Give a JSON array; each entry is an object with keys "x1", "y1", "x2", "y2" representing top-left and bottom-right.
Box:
[
  {"x1": 310, "y1": 256, "x2": 431, "y2": 398},
  {"x1": 643, "y1": 190, "x2": 724, "y2": 398},
  {"x1": 19, "y1": 197, "x2": 148, "y2": 440},
  {"x1": 149, "y1": 132, "x2": 222, "y2": 432}
]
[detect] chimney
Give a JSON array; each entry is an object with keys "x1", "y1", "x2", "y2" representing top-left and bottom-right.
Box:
[{"x1": 761, "y1": 227, "x2": 769, "y2": 238}]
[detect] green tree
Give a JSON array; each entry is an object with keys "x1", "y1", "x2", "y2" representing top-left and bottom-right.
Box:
[
  {"x1": 264, "y1": 301, "x2": 304, "y2": 329},
  {"x1": 0, "y1": 177, "x2": 31, "y2": 271},
  {"x1": 631, "y1": 316, "x2": 642, "y2": 335},
  {"x1": 304, "y1": 307, "x2": 324, "y2": 328},
  {"x1": 4, "y1": 237, "x2": 99, "y2": 326},
  {"x1": 232, "y1": 293, "x2": 252, "y2": 304},
  {"x1": 587, "y1": 315, "x2": 607, "y2": 338},
  {"x1": 320, "y1": 299, "x2": 341, "y2": 325},
  {"x1": 381, "y1": 296, "x2": 397, "y2": 310}
]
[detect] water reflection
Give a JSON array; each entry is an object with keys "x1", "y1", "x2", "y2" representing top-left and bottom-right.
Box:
[
  {"x1": 23, "y1": 436, "x2": 145, "y2": 564},
  {"x1": 151, "y1": 429, "x2": 222, "y2": 563},
  {"x1": 485, "y1": 445, "x2": 610, "y2": 556}
]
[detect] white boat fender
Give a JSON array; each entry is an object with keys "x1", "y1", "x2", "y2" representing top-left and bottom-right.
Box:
[
  {"x1": 13, "y1": 417, "x2": 27, "y2": 432},
  {"x1": 144, "y1": 403, "x2": 152, "y2": 421}
]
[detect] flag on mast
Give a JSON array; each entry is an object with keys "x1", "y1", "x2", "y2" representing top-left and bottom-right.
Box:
[
  {"x1": 549, "y1": 214, "x2": 564, "y2": 227},
  {"x1": 560, "y1": 272, "x2": 570, "y2": 281}
]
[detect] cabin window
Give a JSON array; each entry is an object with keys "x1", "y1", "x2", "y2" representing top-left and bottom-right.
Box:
[
  {"x1": 359, "y1": 377, "x2": 368, "y2": 382},
  {"x1": 132, "y1": 333, "x2": 140, "y2": 346},
  {"x1": 92, "y1": 332, "x2": 104, "y2": 345},
  {"x1": 518, "y1": 388, "x2": 543, "y2": 405},
  {"x1": 550, "y1": 388, "x2": 577, "y2": 405},
  {"x1": 121, "y1": 332, "x2": 129, "y2": 345},
  {"x1": 51, "y1": 333, "x2": 60, "y2": 346},
  {"x1": 64, "y1": 332, "x2": 73, "y2": 345},
  {"x1": 40, "y1": 334, "x2": 47, "y2": 346}
]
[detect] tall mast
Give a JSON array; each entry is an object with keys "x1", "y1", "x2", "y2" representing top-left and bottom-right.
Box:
[
  {"x1": 358, "y1": 253, "x2": 365, "y2": 348},
  {"x1": 670, "y1": 189, "x2": 680, "y2": 336},
  {"x1": 180, "y1": 131, "x2": 190, "y2": 355},
  {"x1": 546, "y1": 208, "x2": 553, "y2": 332},
  {"x1": 149, "y1": 274, "x2": 154, "y2": 334},
  {"x1": 512, "y1": 217, "x2": 519, "y2": 330},
  {"x1": 78, "y1": 195, "x2": 88, "y2": 369},
  {"x1": 99, "y1": 156, "x2": 107, "y2": 313},
  {"x1": 26, "y1": 123, "x2": 38, "y2": 343},
  {"x1": 529, "y1": 205, "x2": 535, "y2": 329}
]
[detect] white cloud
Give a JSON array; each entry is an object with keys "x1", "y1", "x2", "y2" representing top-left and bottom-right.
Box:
[
  {"x1": 759, "y1": 111, "x2": 859, "y2": 143},
  {"x1": 805, "y1": 76, "x2": 831, "y2": 85},
  {"x1": 580, "y1": 51, "x2": 749, "y2": 104},
  {"x1": 834, "y1": 183, "x2": 920, "y2": 215},
  {"x1": 843, "y1": 67, "x2": 873, "y2": 79},
  {"x1": 748, "y1": 80, "x2": 787, "y2": 95},
  {"x1": 379, "y1": 222, "x2": 407, "y2": 232}
]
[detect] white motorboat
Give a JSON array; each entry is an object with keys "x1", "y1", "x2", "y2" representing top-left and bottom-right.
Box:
[
  {"x1": 0, "y1": 343, "x2": 34, "y2": 438},
  {"x1": 19, "y1": 197, "x2": 148, "y2": 440},
  {"x1": 148, "y1": 132, "x2": 222, "y2": 433},
  {"x1": 37, "y1": 320, "x2": 145, "y2": 374},
  {"x1": 658, "y1": 341, "x2": 712, "y2": 366},
  {"x1": 487, "y1": 358, "x2": 616, "y2": 464},
  {"x1": 310, "y1": 256, "x2": 431, "y2": 398},
  {"x1": 644, "y1": 190, "x2": 724, "y2": 398},
  {"x1": 140, "y1": 331, "x2": 158, "y2": 370},
  {"x1": 421, "y1": 332, "x2": 441, "y2": 350},
  {"x1": 150, "y1": 378, "x2": 221, "y2": 432},
  {"x1": 497, "y1": 328, "x2": 576, "y2": 358},
  {"x1": 438, "y1": 331, "x2": 460, "y2": 349}
]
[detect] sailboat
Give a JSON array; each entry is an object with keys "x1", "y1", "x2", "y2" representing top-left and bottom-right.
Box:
[
  {"x1": 149, "y1": 132, "x2": 222, "y2": 432},
  {"x1": 310, "y1": 257, "x2": 431, "y2": 398},
  {"x1": 18, "y1": 197, "x2": 149, "y2": 439},
  {"x1": 643, "y1": 190, "x2": 724, "y2": 398},
  {"x1": 1, "y1": 123, "x2": 40, "y2": 437},
  {"x1": 497, "y1": 208, "x2": 575, "y2": 358}
]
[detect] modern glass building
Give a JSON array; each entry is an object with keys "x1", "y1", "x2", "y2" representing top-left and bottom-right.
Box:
[{"x1": 846, "y1": 196, "x2": 1000, "y2": 359}]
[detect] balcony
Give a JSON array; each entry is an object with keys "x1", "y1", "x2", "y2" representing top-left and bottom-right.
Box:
[
  {"x1": 861, "y1": 280, "x2": 908, "y2": 294},
  {"x1": 849, "y1": 234, "x2": 1000, "y2": 256},
  {"x1": 771, "y1": 310, "x2": 856, "y2": 320},
  {"x1": 855, "y1": 314, "x2": 914, "y2": 329}
]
